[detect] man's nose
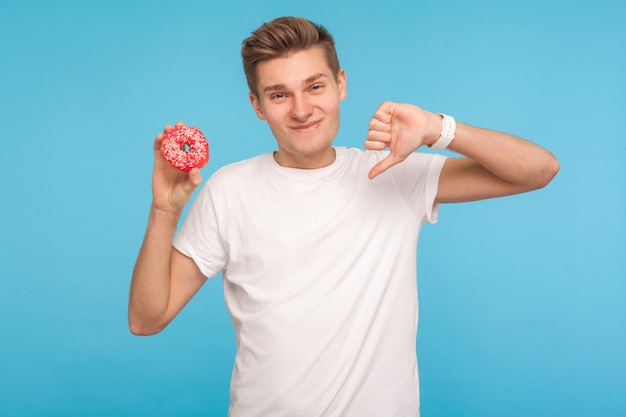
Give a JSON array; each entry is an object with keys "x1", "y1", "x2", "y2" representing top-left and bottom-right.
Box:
[{"x1": 290, "y1": 95, "x2": 313, "y2": 121}]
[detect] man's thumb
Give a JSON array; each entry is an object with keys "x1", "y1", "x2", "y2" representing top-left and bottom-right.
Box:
[
  {"x1": 368, "y1": 155, "x2": 399, "y2": 180},
  {"x1": 186, "y1": 168, "x2": 203, "y2": 190}
]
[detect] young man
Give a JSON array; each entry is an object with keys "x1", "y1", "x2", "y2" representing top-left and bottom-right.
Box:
[{"x1": 129, "y1": 16, "x2": 559, "y2": 417}]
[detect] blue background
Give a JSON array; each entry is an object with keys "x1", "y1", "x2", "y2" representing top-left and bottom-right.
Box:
[{"x1": 1, "y1": 0, "x2": 624, "y2": 416}]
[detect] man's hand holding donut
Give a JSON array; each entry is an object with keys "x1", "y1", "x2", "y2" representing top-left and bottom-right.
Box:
[{"x1": 151, "y1": 122, "x2": 203, "y2": 214}]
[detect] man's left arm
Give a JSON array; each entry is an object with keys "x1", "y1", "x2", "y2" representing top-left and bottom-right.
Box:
[{"x1": 364, "y1": 101, "x2": 560, "y2": 203}]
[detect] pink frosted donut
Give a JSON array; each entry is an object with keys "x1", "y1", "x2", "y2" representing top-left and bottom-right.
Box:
[{"x1": 161, "y1": 125, "x2": 209, "y2": 172}]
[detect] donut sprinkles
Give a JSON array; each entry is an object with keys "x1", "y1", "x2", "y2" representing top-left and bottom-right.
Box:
[{"x1": 161, "y1": 126, "x2": 209, "y2": 172}]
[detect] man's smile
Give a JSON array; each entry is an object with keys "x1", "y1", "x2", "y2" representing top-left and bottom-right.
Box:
[{"x1": 291, "y1": 120, "x2": 321, "y2": 131}]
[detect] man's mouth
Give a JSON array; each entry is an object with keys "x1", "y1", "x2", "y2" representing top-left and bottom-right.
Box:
[{"x1": 292, "y1": 120, "x2": 321, "y2": 131}]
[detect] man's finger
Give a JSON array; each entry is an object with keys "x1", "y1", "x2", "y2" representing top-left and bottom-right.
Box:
[
  {"x1": 186, "y1": 168, "x2": 203, "y2": 190},
  {"x1": 368, "y1": 116, "x2": 391, "y2": 132},
  {"x1": 364, "y1": 139, "x2": 387, "y2": 151},
  {"x1": 153, "y1": 135, "x2": 163, "y2": 151},
  {"x1": 373, "y1": 101, "x2": 395, "y2": 123},
  {"x1": 366, "y1": 129, "x2": 391, "y2": 144}
]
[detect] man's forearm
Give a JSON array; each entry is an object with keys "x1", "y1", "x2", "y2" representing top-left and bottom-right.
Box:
[
  {"x1": 447, "y1": 121, "x2": 559, "y2": 190},
  {"x1": 128, "y1": 206, "x2": 181, "y2": 335}
]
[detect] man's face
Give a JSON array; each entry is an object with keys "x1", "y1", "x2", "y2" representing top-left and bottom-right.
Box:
[{"x1": 249, "y1": 47, "x2": 347, "y2": 169}]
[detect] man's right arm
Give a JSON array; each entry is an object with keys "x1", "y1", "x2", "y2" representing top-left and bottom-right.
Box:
[
  {"x1": 128, "y1": 123, "x2": 207, "y2": 336},
  {"x1": 129, "y1": 207, "x2": 206, "y2": 335}
]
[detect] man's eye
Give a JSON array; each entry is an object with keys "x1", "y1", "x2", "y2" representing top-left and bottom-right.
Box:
[
  {"x1": 271, "y1": 93, "x2": 284, "y2": 100},
  {"x1": 311, "y1": 84, "x2": 323, "y2": 91}
]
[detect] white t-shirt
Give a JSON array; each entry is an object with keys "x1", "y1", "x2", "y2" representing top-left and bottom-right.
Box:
[{"x1": 174, "y1": 147, "x2": 446, "y2": 417}]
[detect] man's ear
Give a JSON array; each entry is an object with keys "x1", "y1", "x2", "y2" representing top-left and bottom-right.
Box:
[
  {"x1": 249, "y1": 92, "x2": 266, "y2": 120},
  {"x1": 337, "y1": 69, "x2": 347, "y2": 101}
]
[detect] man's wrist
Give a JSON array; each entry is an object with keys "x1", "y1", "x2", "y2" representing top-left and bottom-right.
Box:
[
  {"x1": 149, "y1": 204, "x2": 183, "y2": 226},
  {"x1": 429, "y1": 113, "x2": 456, "y2": 151}
]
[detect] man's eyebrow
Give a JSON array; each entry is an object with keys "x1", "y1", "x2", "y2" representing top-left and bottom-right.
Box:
[
  {"x1": 263, "y1": 83, "x2": 286, "y2": 94},
  {"x1": 303, "y1": 73, "x2": 327, "y2": 85},
  {"x1": 262, "y1": 73, "x2": 329, "y2": 94}
]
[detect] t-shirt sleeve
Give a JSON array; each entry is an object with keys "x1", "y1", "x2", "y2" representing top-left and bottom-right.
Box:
[
  {"x1": 384, "y1": 152, "x2": 447, "y2": 224},
  {"x1": 173, "y1": 180, "x2": 227, "y2": 279},
  {"x1": 423, "y1": 154, "x2": 446, "y2": 224}
]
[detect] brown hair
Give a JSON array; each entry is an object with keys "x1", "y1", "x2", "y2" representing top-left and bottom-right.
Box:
[{"x1": 241, "y1": 16, "x2": 341, "y2": 97}]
